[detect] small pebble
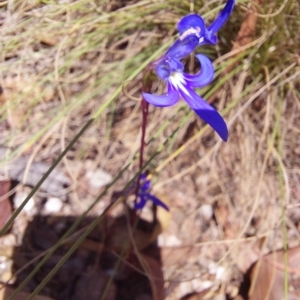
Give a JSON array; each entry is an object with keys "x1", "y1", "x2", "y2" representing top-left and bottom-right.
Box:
[
  {"x1": 178, "y1": 281, "x2": 194, "y2": 298},
  {"x1": 158, "y1": 234, "x2": 182, "y2": 247},
  {"x1": 86, "y1": 169, "x2": 112, "y2": 189},
  {"x1": 44, "y1": 197, "x2": 63, "y2": 214},
  {"x1": 13, "y1": 192, "x2": 35, "y2": 215},
  {"x1": 199, "y1": 204, "x2": 213, "y2": 220},
  {"x1": 209, "y1": 262, "x2": 226, "y2": 280},
  {"x1": 0, "y1": 234, "x2": 16, "y2": 247}
]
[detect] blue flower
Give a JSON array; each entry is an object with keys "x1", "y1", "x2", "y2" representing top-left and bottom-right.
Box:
[
  {"x1": 143, "y1": 54, "x2": 228, "y2": 141},
  {"x1": 142, "y1": 1, "x2": 235, "y2": 141},
  {"x1": 134, "y1": 174, "x2": 169, "y2": 211},
  {"x1": 166, "y1": 0, "x2": 235, "y2": 58}
]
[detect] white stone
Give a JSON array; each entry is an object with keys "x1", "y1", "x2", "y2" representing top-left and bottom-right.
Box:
[
  {"x1": 209, "y1": 262, "x2": 226, "y2": 281},
  {"x1": 215, "y1": 266, "x2": 226, "y2": 280},
  {"x1": 158, "y1": 234, "x2": 182, "y2": 247},
  {"x1": 199, "y1": 204, "x2": 213, "y2": 220},
  {"x1": 86, "y1": 169, "x2": 112, "y2": 189},
  {"x1": 178, "y1": 281, "x2": 194, "y2": 298},
  {"x1": 177, "y1": 279, "x2": 214, "y2": 298},
  {"x1": 14, "y1": 192, "x2": 35, "y2": 215},
  {"x1": 200, "y1": 280, "x2": 213, "y2": 290},
  {"x1": 192, "y1": 279, "x2": 213, "y2": 293},
  {"x1": 44, "y1": 197, "x2": 63, "y2": 214}
]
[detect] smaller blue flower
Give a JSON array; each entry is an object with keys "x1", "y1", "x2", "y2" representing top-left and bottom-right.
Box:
[
  {"x1": 178, "y1": 0, "x2": 235, "y2": 45},
  {"x1": 143, "y1": 54, "x2": 228, "y2": 141},
  {"x1": 166, "y1": 0, "x2": 235, "y2": 58},
  {"x1": 134, "y1": 174, "x2": 169, "y2": 211}
]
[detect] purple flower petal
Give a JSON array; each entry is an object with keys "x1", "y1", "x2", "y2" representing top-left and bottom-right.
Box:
[
  {"x1": 180, "y1": 87, "x2": 228, "y2": 141},
  {"x1": 143, "y1": 83, "x2": 179, "y2": 107},
  {"x1": 167, "y1": 57, "x2": 184, "y2": 72},
  {"x1": 184, "y1": 54, "x2": 214, "y2": 88},
  {"x1": 177, "y1": 14, "x2": 206, "y2": 36},
  {"x1": 155, "y1": 60, "x2": 171, "y2": 79},
  {"x1": 143, "y1": 193, "x2": 169, "y2": 211},
  {"x1": 141, "y1": 179, "x2": 151, "y2": 191},
  {"x1": 203, "y1": 29, "x2": 218, "y2": 45},
  {"x1": 166, "y1": 35, "x2": 199, "y2": 59},
  {"x1": 156, "y1": 57, "x2": 184, "y2": 80},
  {"x1": 140, "y1": 173, "x2": 147, "y2": 181},
  {"x1": 134, "y1": 194, "x2": 147, "y2": 210},
  {"x1": 208, "y1": 0, "x2": 235, "y2": 35}
]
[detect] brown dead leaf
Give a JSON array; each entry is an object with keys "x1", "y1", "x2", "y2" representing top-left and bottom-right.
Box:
[
  {"x1": 224, "y1": 0, "x2": 261, "y2": 74},
  {"x1": 214, "y1": 202, "x2": 238, "y2": 239},
  {"x1": 139, "y1": 254, "x2": 165, "y2": 300},
  {"x1": 249, "y1": 246, "x2": 300, "y2": 300},
  {"x1": 231, "y1": 4, "x2": 259, "y2": 51},
  {"x1": 0, "y1": 180, "x2": 12, "y2": 231},
  {"x1": 235, "y1": 240, "x2": 262, "y2": 273},
  {"x1": 37, "y1": 35, "x2": 60, "y2": 47}
]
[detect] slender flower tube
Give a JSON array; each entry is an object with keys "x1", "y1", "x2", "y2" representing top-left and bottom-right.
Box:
[
  {"x1": 143, "y1": 54, "x2": 228, "y2": 141},
  {"x1": 134, "y1": 174, "x2": 168, "y2": 211}
]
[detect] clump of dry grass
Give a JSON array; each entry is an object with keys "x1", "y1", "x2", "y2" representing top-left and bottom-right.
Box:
[{"x1": 0, "y1": 0, "x2": 300, "y2": 299}]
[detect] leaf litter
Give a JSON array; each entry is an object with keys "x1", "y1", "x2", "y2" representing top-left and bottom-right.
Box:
[{"x1": 0, "y1": 0, "x2": 299, "y2": 299}]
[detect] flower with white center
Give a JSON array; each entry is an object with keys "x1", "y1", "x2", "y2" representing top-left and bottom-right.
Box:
[
  {"x1": 163, "y1": 0, "x2": 235, "y2": 61},
  {"x1": 177, "y1": 0, "x2": 236, "y2": 47},
  {"x1": 143, "y1": 54, "x2": 228, "y2": 141},
  {"x1": 142, "y1": 0, "x2": 236, "y2": 141}
]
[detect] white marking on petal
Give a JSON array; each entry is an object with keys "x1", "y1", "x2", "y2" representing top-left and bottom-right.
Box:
[
  {"x1": 180, "y1": 27, "x2": 201, "y2": 40},
  {"x1": 169, "y1": 72, "x2": 190, "y2": 96}
]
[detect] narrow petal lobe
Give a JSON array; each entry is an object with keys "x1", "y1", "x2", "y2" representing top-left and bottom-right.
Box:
[
  {"x1": 180, "y1": 87, "x2": 228, "y2": 141},
  {"x1": 208, "y1": 0, "x2": 235, "y2": 35},
  {"x1": 143, "y1": 194, "x2": 169, "y2": 211},
  {"x1": 143, "y1": 84, "x2": 179, "y2": 107},
  {"x1": 184, "y1": 54, "x2": 214, "y2": 88}
]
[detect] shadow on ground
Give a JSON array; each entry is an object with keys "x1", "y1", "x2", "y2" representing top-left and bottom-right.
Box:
[{"x1": 11, "y1": 211, "x2": 163, "y2": 300}]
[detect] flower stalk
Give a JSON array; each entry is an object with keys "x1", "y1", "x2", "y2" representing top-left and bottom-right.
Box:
[{"x1": 133, "y1": 67, "x2": 153, "y2": 206}]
